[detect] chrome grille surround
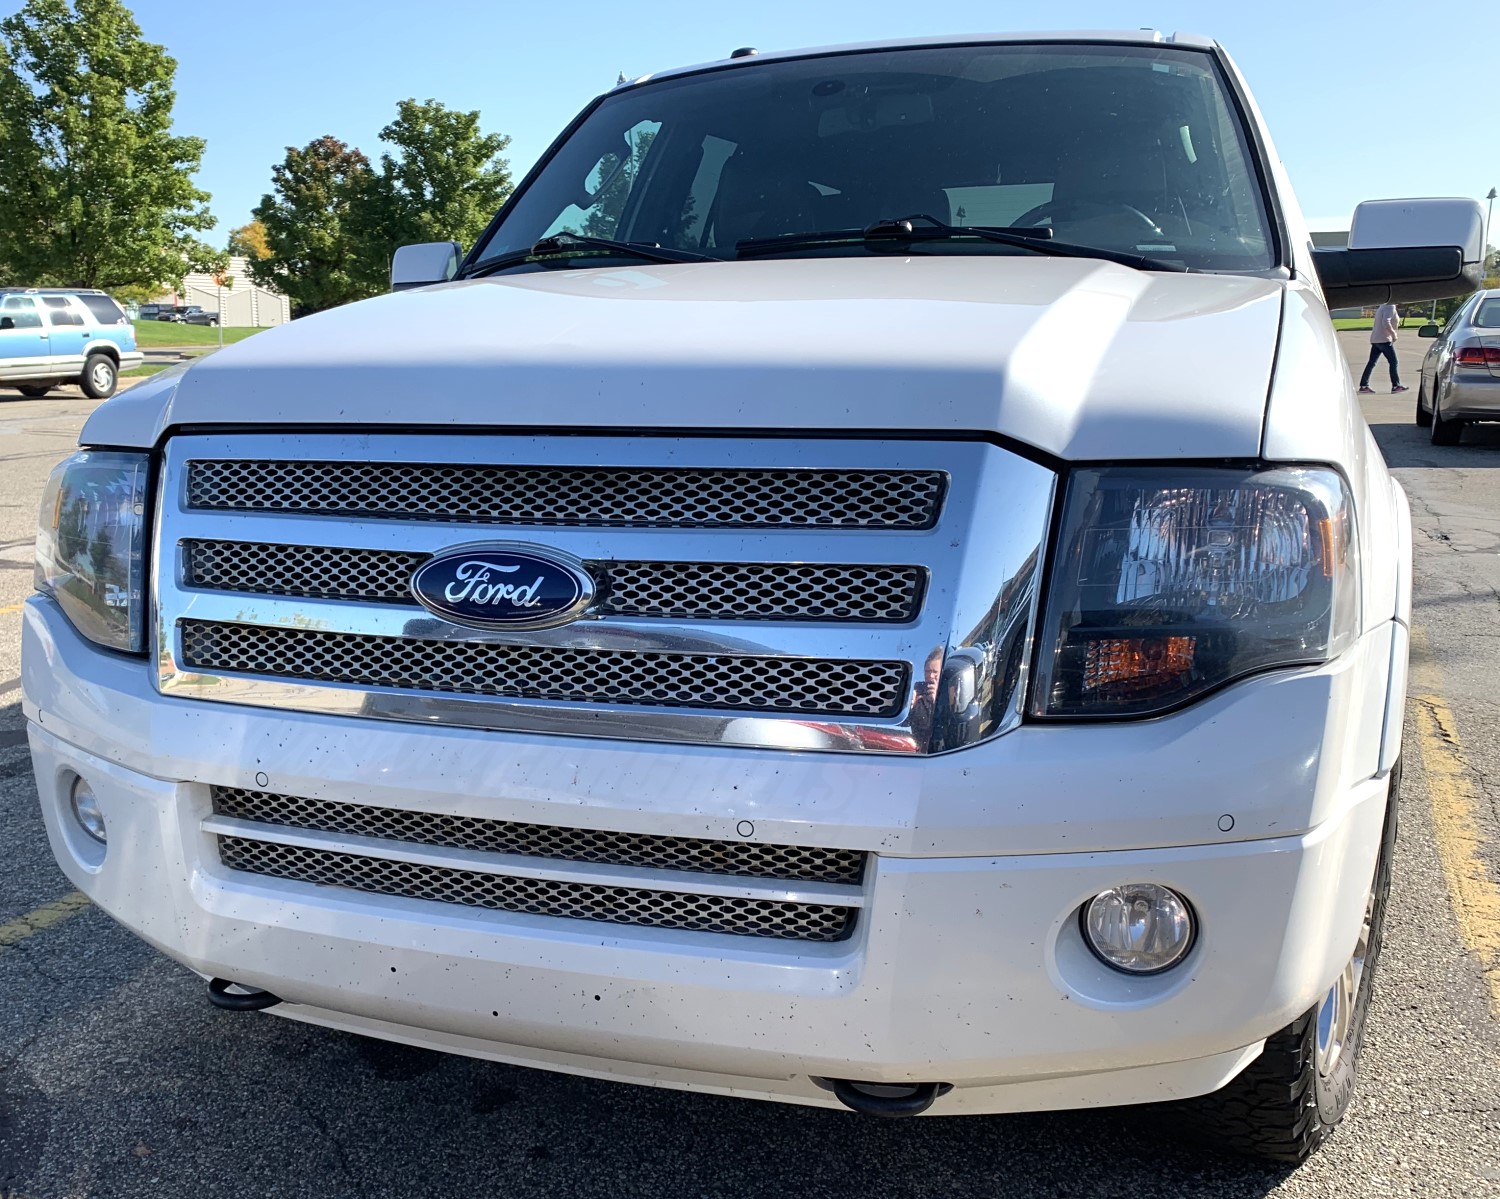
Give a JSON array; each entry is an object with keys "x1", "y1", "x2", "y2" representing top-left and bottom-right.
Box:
[
  {"x1": 216, "y1": 835, "x2": 855, "y2": 941},
  {"x1": 186, "y1": 459, "x2": 945, "y2": 528},
  {"x1": 211, "y1": 786, "x2": 866, "y2": 882},
  {"x1": 156, "y1": 433, "x2": 1056, "y2": 756},
  {"x1": 183, "y1": 539, "x2": 926, "y2": 623},
  {"x1": 181, "y1": 620, "x2": 908, "y2": 715}
]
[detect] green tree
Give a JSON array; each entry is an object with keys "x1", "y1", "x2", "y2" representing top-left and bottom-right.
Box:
[
  {"x1": 351, "y1": 99, "x2": 513, "y2": 288},
  {"x1": 228, "y1": 219, "x2": 272, "y2": 260},
  {"x1": 0, "y1": 0, "x2": 215, "y2": 291},
  {"x1": 249, "y1": 136, "x2": 375, "y2": 316}
]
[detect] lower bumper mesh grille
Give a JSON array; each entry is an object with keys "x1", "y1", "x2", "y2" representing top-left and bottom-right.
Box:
[
  {"x1": 217, "y1": 836, "x2": 856, "y2": 942},
  {"x1": 180, "y1": 620, "x2": 909, "y2": 716},
  {"x1": 212, "y1": 787, "x2": 865, "y2": 884}
]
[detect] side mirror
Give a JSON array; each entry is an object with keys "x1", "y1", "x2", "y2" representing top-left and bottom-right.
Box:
[
  {"x1": 390, "y1": 241, "x2": 462, "y2": 292},
  {"x1": 0, "y1": 317, "x2": 13, "y2": 331},
  {"x1": 1313, "y1": 197, "x2": 1484, "y2": 308},
  {"x1": 1418, "y1": 324, "x2": 1441, "y2": 338}
]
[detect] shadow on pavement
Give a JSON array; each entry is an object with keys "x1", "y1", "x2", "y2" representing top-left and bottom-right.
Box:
[
  {"x1": 65, "y1": 998, "x2": 1299, "y2": 1199},
  {"x1": 1369, "y1": 416, "x2": 1500, "y2": 469},
  {"x1": 0, "y1": 917, "x2": 1301, "y2": 1198}
]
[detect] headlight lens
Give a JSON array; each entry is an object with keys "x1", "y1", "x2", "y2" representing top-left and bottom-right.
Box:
[
  {"x1": 1034, "y1": 466, "x2": 1358, "y2": 717},
  {"x1": 34, "y1": 450, "x2": 150, "y2": 654}
]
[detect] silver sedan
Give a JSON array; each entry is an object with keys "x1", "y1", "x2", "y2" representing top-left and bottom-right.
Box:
[{"x1": 1416, "y1": 287, "x2": 1500, "y2": 445}]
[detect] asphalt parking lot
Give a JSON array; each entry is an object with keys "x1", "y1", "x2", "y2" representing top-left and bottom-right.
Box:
[{"x1": 3, "y1": 336, "x2": 1499, "y2": 1197}]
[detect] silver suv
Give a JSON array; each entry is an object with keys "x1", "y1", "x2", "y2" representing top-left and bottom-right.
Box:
[{"x1": 0, "y1": 288, "x2": 144, "y2": 399}]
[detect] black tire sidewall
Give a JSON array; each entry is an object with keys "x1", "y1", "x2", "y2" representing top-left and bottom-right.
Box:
[
  {"x1": 1312, "y1": 765, "x2": 1398, "y2": 1125},
  {"x1": 82, "y1": 354, "x2": 117, "y2": 399},
  {"x1": 1431, "y1": 403, "x2": 1461, "y2": 445}
]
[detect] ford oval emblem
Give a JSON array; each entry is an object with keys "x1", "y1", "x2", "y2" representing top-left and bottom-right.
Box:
[{"x1": 410, "y1": 543, "x2": 595, "y2": 630}]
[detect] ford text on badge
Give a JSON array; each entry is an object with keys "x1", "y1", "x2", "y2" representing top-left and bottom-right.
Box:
[{"x1": 409, "y1": 545, "x2": 595, "y2": 629}]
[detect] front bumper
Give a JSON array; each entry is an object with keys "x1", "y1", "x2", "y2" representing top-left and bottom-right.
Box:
[{"x1": 23, "y1": 597, "x2": 1394, "y2": 1114}]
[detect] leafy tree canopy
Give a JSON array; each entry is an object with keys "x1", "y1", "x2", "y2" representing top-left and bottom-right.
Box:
[
  {"x1": 0, "y1": 0, "x2": 216, "y2": 292},
  {"x1": 228, "y1": 219, "x2": 272, "y2": 260},
  {"x1": 351, "y1": 98, "x2": 513, "y2": 290},
  {"x1": 249, "y1": 101, "x2": 512, "y2": 314},
  {"x1": 248, "y1": 136, "x2": 374, "y2": 317}
]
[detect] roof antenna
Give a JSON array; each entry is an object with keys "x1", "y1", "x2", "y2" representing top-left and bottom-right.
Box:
[{"x1": 730, "y1": 47, "x2": 758, "y2": 59}]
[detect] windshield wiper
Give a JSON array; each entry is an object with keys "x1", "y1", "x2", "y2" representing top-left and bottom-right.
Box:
[
  {"x1": 465, "y1": 232, "x2": 719, "y2": 278},
  {"x1": 737, "y1": 214, "x2": 1186, "y2": 273}
]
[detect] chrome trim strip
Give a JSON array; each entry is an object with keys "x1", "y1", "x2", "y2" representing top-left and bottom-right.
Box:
[
  {"x1": 156, "y1": 433, "x2": 1055, "y2": 755},
  {"x1": 166, "y1": 590, "x2": 932, "y2": 657},
  {"x1": 166, "y1": 513, "x2": 945, "y2": 562},
  {"x1": 202, "y1": 816, "x2": 864, "y2": 906}
]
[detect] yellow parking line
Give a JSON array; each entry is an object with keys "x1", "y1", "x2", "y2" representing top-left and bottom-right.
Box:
[
  {"x1": 0, "y1": 601, "x2": 25, "y2": 617},
  {"x1": 0, "y1": 891, "x2": 90, "y2": 949},
  {"x1": 1409, "y1": 631, "x2": 1500, "y2": 1019}
]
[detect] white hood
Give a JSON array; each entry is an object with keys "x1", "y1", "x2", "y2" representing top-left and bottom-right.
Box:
[{"x1": 87, "y1": 257, "x2": 1285, "y2": 459}]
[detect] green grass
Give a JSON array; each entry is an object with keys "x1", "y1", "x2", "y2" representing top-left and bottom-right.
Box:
[
  {"x1": 131, "y1": 321, "x2": 265, "y2": 347},
  {"x1": 121, "y1": 363, "x2": 172, "y2": 378},
  {"x1": 1332, "y1": 316, "x2": 1436, "y2": 331}
]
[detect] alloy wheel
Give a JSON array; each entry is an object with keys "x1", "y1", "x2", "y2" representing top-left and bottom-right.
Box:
[{"x1": 1315, "y1": 884, "x2": 1374, "y2": 1078}]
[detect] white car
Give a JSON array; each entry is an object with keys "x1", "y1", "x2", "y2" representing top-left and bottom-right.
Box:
[{"x1": 22, "y1": 32, "x2": 1485, "y2": 1164}]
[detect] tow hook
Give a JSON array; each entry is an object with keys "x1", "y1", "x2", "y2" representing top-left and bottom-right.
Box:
[
  {"x1": 207, "y1": 977, "x2": 283, "y2": 1011},
  {"x1": 825, "y1": 1079, "x2": 953, "y2": 1117}
]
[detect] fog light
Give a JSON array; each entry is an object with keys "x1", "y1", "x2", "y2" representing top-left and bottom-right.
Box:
[
  {"x1": 1082, "y1": 883, "x2": 1194, "y2": 974},
  {"x1": 70, "y1": 777, "x2": 107, "y2": 844}
]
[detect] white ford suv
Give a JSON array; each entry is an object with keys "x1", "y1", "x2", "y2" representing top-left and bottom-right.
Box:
[{"x1": 23, "y1": 32, "x2": 1485, "y2": 1163}]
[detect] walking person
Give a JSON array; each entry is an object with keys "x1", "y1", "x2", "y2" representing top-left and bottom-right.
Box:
[{"x1": 1358, "y1": 302, "x2": 1409, "y2": 394}]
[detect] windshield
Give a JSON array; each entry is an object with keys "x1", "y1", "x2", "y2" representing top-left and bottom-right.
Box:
[{"x1": 470, "y1": 43, "x2": 1276, "y2": 273}]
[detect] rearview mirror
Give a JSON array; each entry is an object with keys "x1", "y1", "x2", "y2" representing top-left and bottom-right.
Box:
[
  {"x1": 1313, "y1": 197, "x2": 1484, "y2": 307},
  {"x1": 390, "y1": 241, "x2": 462, "y2": 292},
  {"x1": 0, "y1": 317, "x2": 14, "y2": 331},
  {"x1": 1418, "y1": 323, "x2": 1441, "y2": 338}
]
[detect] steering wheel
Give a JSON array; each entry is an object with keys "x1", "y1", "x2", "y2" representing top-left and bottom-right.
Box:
[{"x1": 1012, "y1": 198, "x2": 1164, "y2": 238}]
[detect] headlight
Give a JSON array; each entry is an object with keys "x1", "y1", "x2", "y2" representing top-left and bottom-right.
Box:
[
  {"x1": 34, "y1": 450, "x2": 150, "y2": 654},
  {"x1": 1033, "y1": 466, "x2": 1358, "y2": 717}
]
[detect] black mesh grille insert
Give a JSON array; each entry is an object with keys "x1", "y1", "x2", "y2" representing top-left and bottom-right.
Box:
[
  {"x1": 182, "y1": 540, "x2": 925, "y2": 623},
  {"x1": 185, "y1": 460, "x2": 946, "y2": 529},
  {"x1": 217, "y1": 836, "x2": 856, "y2": 942},
  {"x1": 211, "y1": 786, "x2": 865, "y2": 884},
  {"x1": 179, "y1": 620, "x2": 909, "y2": 716}
]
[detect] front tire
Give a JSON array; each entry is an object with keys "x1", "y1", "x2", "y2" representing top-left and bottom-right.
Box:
[
  {"x1": 1178, "y1": 762, "x2": 1399, "y2": 1163},
  {"x1": 1431, "y1": 394, "x2": 1463, "y2": 445},
  {"x1": 17, "y1": 384, "x2": 52, "y2": 397},
  {"x1": 80, "y1": 353, "x2": 117, "y2": 399}
]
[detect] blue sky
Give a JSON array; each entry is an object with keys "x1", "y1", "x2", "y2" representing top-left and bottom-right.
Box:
[{"x1": 51, "y1": 0, "x2": 1500, "y2": 237}]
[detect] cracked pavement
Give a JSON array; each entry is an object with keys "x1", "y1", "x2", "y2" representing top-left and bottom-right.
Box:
[{"x1": 2, "y1": 352, "x2": 1500, "y2": 1197}]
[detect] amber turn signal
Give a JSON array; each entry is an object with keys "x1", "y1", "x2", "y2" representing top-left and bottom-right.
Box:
[{"x1": 1082, "y1": 636, "x2": 1196, "y2": 699}]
